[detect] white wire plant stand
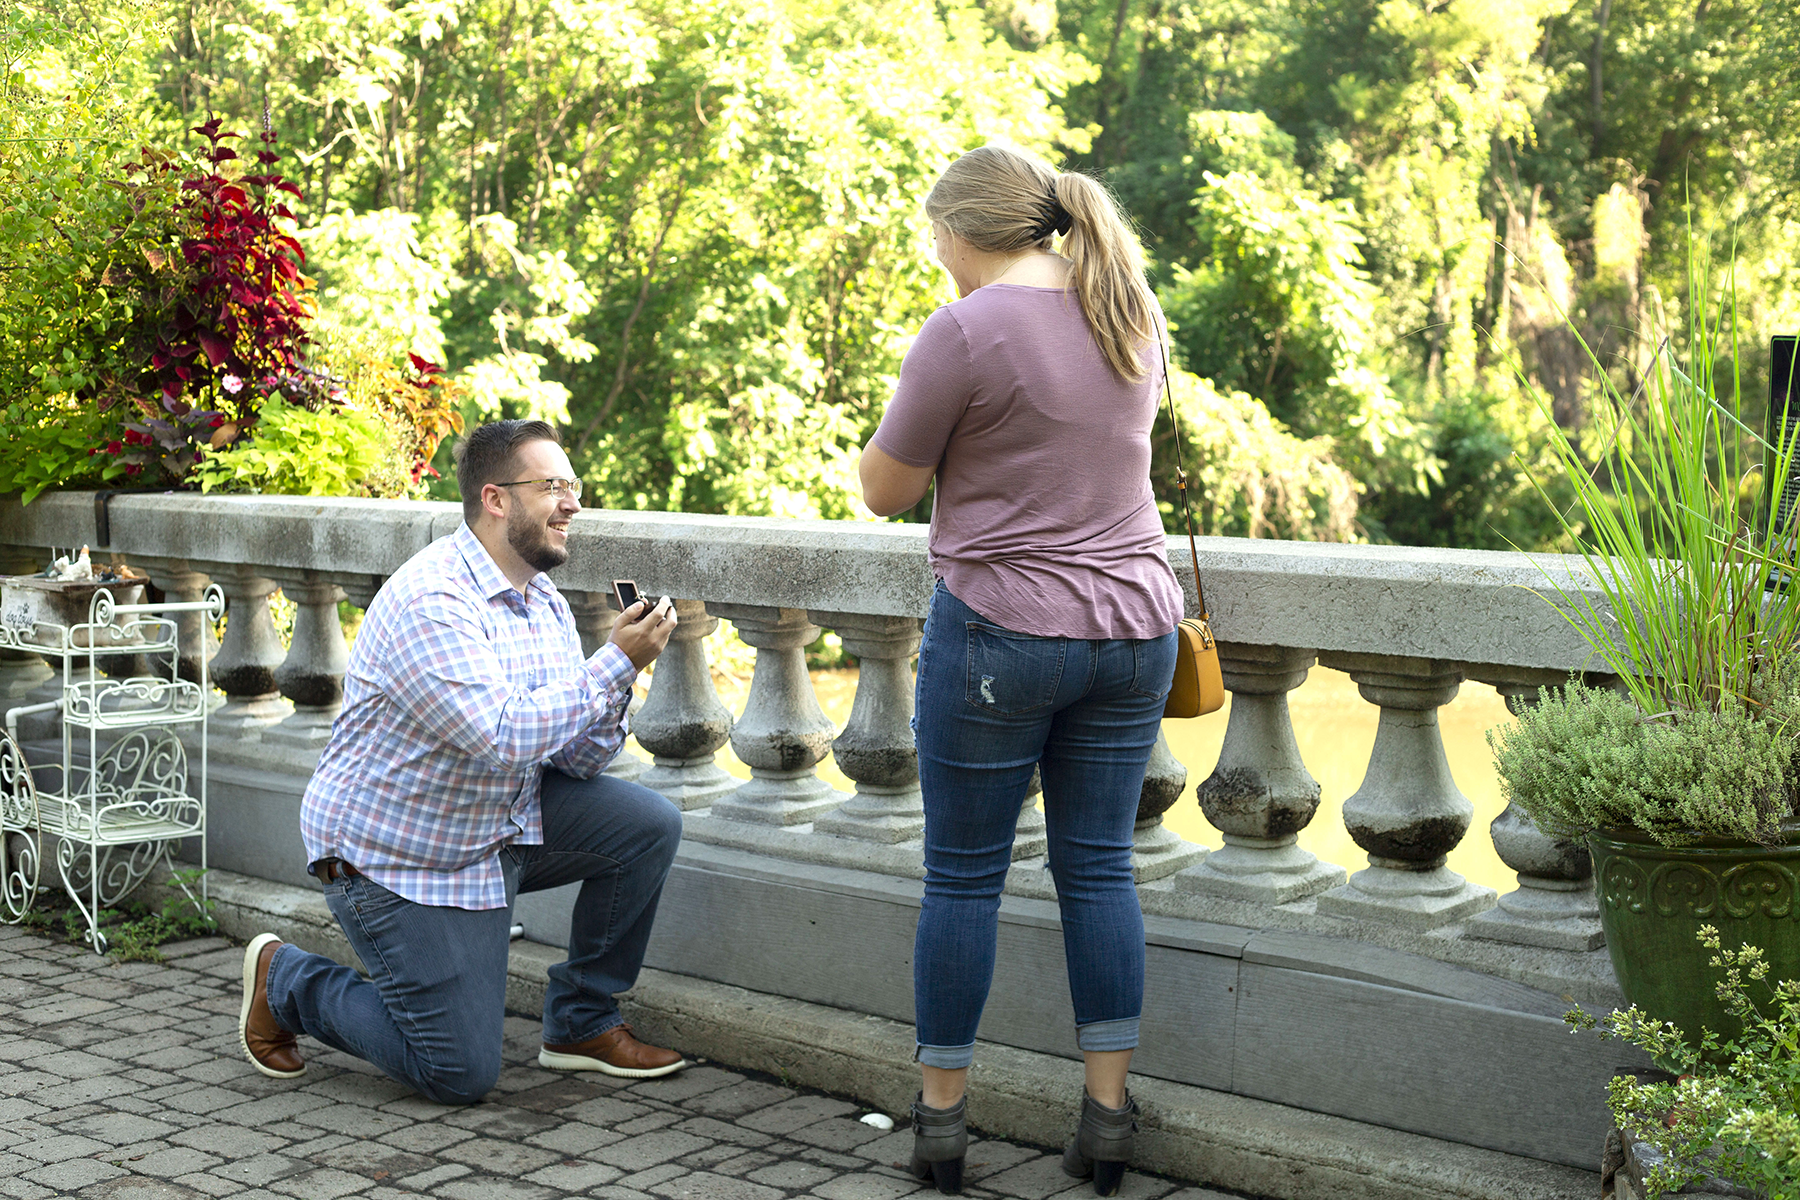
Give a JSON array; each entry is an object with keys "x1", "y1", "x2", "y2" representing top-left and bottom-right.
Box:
[{"x1": 0, "y1": 582, "x2": 224, "y2": 952}]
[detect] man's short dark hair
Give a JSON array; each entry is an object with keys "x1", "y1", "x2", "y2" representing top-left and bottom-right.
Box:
[{"x1": 454, "y1": 420, "x2": 562, "y2": 523}]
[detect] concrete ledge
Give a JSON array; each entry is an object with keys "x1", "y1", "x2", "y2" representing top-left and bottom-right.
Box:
[
  {"x1": 3, "y1": 491, "x2": 1614, "y2": 668},
  {"x1": 168, "y1": 865, "x2": 1599, "y2": 1200}
]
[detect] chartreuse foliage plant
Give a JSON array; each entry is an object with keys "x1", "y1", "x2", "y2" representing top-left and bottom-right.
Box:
[
  {"x1": 1571, "y1": 927, "x2": 1800, "y2": 1200},
  {"x1": 191, "y1": 398, "x2": 388, "y2": 496},
  {"x1": 0, "y1": 402, "x2": 129, "y2": 503}
]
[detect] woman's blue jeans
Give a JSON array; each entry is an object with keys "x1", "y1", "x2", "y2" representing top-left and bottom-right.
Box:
[{"x1": 912, "y1": 582, "x2": 1177, "y2": 1069}]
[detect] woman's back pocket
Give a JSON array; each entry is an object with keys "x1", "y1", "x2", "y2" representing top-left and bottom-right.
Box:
[{"x1": 964, "y1": 622, "x2": 1065, "y2": 714}]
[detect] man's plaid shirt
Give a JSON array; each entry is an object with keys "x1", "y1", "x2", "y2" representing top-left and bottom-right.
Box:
[{"x1": 300, "y1": 523, "x2": 637, "y2": 910}]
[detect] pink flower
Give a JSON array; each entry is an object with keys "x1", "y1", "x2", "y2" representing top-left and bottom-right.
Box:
[{"x1": 222, "y1": 373, "x2": 244, "y2": 394}]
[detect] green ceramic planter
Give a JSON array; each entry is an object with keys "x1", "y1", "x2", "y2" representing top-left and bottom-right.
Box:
[{"x1": 1590, "y1": 825, "x2": 1800, "y2": 1046}]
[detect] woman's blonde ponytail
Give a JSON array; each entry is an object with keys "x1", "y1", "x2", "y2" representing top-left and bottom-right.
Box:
[
  {"x1": 1053, "y1": 172, "x2": 1158, "y2": 380},
  {"x1": 923, "y1": 145, "x2": 1159, "y2": 380}
]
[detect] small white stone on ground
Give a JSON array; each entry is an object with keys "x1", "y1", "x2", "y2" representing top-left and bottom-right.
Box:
[{"x1": 860, "y1": 1113, "x2": 895, "y2": 1130}]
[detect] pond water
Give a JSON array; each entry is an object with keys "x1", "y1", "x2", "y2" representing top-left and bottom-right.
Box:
[{"x1": 632, "y1": 664, "x2": 1521, "y2": 895}]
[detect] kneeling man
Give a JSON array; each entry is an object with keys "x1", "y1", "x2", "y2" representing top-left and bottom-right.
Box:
[{"x1": 238, "y1": 418, "x2": 686, "y2": 1103}]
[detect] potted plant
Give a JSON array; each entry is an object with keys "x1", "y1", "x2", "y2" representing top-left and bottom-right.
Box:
[
  {"x1": 1575, "y1": 926, "x2": 1800, "y2": 1199},
  {"x1": 1488, "y1": 238, "x2": 1800, "y2": 1052}
]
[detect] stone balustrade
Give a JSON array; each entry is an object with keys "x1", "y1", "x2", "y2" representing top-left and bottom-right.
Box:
[
  {"x1": 0, "y1": 492, "x2": 1638, "y2": 1172},
  {"x1": 0, "y1": 493, "x2": 1621, "y2": 954}
]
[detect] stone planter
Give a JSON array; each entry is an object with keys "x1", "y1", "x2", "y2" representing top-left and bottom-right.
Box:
[
  {"x1": 1606, "y1": 1124, "x2": 1761, "y2": 1199},
  {"x1": 0, "y1": 575, "x2": 147, "y2": 647},
  {"x1": 1590, "y1": 824, "x2": 1800, "y2": 1046}
]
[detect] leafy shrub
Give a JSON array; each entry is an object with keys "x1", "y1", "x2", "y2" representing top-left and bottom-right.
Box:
[
  {"x1": 0, "y1": 401, "x2": 127, "y2": 502},
  {"x1": 1156, "y1": 370, "x2": 1361, "y2": 542},
  {"x1": 309, "y1": 336, "x2": 466, "y2": 490},
  {"x1": 1, "y1": 10, "x2": 460, "y2": 501},
  {"x1": 1359, "y1": 384, "x2": 1578, "y2": 551},
  {"x1": 191, "y1": 398, "x2": 390, "y2": 496},
  {"x1": 1571, "y1": 927, "x2": 1800, "y2": 1200},
  {"x1": 1487, "y1": 679, "x2": 1800, "y2": 846},
  {"x1": 88, "y1": 118, "x2": 316, "y2": 484},
  {"x1": 1159, "y1": 168, "x2": 1433, "y2": 495},
  {"x1": 0, "y1": 2, "x2": 179, "y2": 492}
]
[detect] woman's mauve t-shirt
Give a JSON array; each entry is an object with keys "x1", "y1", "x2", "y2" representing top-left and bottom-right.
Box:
[{"x1": 871, "y1": 284, "x2": 1183, "y2": 640}]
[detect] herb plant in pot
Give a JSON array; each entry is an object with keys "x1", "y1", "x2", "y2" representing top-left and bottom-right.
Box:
[{"x1": 1489, "y1": 252, "x2": 1800, "y2": 1051}]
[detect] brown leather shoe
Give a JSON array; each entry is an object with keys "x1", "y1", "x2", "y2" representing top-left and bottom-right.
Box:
[
  {"x1": 539, "y1": 1024, "x2": 686, "y2": 1078},
  {"x1": 239, "y1": 934, "x2": 305, "y2": 1079}
]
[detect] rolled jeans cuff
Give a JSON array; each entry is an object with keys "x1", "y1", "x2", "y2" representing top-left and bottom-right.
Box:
[
  {"x1": 915, "y1": 1040, "x2": 977, "y2": 1070},
  {"x1": 1075, "y1": 1016, "x2": 1139, "y2": 1053}
]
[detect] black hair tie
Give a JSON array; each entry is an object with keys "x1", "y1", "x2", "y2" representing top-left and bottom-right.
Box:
[{"x1": 1029, "y1": 196, "x2": 1073, "y2": 241}]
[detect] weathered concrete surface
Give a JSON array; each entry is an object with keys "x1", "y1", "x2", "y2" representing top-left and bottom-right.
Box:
[
  {"x1": 1, "y1": 492, "x2": 1614, "y2": 671},
  {"x1": 134, "y1": 866, "x2": 1600, "y2": 1200}
]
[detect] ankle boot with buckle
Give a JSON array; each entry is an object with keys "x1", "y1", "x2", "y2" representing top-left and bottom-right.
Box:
[
  {"x1": 1061, "y1": 1090, "x2": 1138, "y2": 1196},
  {"x1": 908, "y1": 1092, "x2": 967, "y2": 1195}
]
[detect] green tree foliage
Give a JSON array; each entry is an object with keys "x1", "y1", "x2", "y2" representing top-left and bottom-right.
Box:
[
  {"x1": 1160, "y1": 164, "x2": 1422, "y2": 490},
  {"x1": 1055, "y1": 0, "x2": 1800, "y2": 547},
  {"x1": 143, "y1": 0, "x2": 1095, "y2": 518},
  {"x1": 1157, "y1": 370, "x2": 1361, "y2": 541},
  {"x1": 0, "y1": 0, "x2": 178, "y2": 498},
  {"x1": 7, "y1": 0, "x2": 1797, "y2": 547}
]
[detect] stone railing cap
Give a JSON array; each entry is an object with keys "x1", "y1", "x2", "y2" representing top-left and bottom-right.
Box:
[{"x1": 0, "y1": 492, "x2": 1610, "y2": 673}]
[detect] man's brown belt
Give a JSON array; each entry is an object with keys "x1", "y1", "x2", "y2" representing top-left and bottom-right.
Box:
[{"x1": 315, "y1": 858, "x2": 361, "y2": 884}]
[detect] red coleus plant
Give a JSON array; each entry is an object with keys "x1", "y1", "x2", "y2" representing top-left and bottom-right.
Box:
[
  {"x1": 398, "y1": 352, "x2": 464, "y2": 483},
  {"x1": 151, "y1": 118, "x2": 310, "y2": 423},
  {"x1": 100, "y1": 120, "x2": 315, "y2": 482}
]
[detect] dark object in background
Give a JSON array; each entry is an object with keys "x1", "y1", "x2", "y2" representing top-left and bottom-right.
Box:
[{"x1": 1767, "y1": 335, "x2": 1799, "y2": 533}]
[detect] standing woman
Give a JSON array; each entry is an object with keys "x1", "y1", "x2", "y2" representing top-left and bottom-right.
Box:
[{"x1": 859, "y1": 145, "x2": 1182, "y2": 1197}]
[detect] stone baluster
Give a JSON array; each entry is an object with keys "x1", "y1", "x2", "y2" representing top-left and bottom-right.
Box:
[
  {"x1": 810, "y1": 613, "x2": 924, "y2": 842},
  {"x1": 1177, "y1": 645, "x2": 1345, "y2": 903},
  {"x1": 632, "y1": 599, "x2": 737, "y2": 807},
  {"x1": 1133, "y1": 730, "x2": 1208, "y2": 882},
  {"x1": 708, "y1": 606, "x2": 844, "y2": 824},
  {"x1": 1015, "y1": 768, "x2": 1048, "y2": 860},
  {"x1": 261, "y1": 573, "x2": 349, "y2": 750},
  {"x1": 562, "y1": 589, "x2": 646, "y2": 784},
  {"x1": 130, "y1": 557, "x2": 218, "y2": 687},
  {"x1": 334, "y1": 576, "x2": 387, "y2": 613},
  {"x1": 202, "y1": 566, "x2": 292, "y2": 733},
  {"x1": 1464, "y1": 668, "x2": 1605, "y2": 951},
  {"x1": 1313, "y1": 653, "x2": 1495, "y2": 927},
  {"x1": 561, "y1": 589, "x2": 614, "y2": 659}
]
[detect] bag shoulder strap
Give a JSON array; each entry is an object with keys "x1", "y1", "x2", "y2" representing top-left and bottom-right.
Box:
[{"x1": 1156, "y1": 338, "x2": 1209, "y2": 623}]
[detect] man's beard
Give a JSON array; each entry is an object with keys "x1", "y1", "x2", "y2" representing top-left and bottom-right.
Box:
[{"x1": 507, "y1": 504, "x2": 568, "y2": 572}]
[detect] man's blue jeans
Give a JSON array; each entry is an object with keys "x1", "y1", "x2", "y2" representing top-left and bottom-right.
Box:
[
  {"x1": 263, "y1": 769, "x2": 682, "y2": 1104},
  {"x1": 912, "y1": 583, "x2": 1177, "y2": 1069}
]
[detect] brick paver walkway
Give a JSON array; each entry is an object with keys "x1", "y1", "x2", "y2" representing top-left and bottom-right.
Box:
[{"x1": 1, "y1": 925, "x2": 1230, "y2": 1200}]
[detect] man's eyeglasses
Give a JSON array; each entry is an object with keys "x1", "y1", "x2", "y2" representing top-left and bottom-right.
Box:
[{"x1": 496, "y1": 477, "x2": 583, "y2": 502}]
